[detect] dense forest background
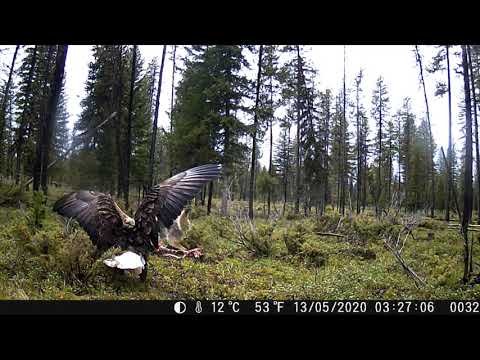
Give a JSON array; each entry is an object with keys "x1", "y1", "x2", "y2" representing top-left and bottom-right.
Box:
[
  {"x1": 0, "y1": 45, "x2": 477, "y2": 218},
  {"x1": 1, "y1": 45, "x2": 480, "y2": 296}
]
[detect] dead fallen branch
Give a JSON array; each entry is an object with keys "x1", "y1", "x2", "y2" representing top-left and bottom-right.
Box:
[
  {"x1": 383, "y1": 239, "x2": 426, "y2": 288},
  {"x1": 382, "y1": 214, "x2": 425, "y2": 287},
  {"x1": 154, "y1": 244, "x2": 202, "y2": 259}
]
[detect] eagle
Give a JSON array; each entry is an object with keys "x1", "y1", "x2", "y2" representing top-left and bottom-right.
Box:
[{"x1": 53, "y1": 164, "x2": 222, "y2": 281}]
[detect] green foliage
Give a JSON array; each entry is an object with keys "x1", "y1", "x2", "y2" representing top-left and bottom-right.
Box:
[
  {"x1": 72, "y1": 45, "x2": 152, "y2": 194},
  {"x1": 231, "y1": 219, "x2": 275, "y2": 258},
  {"x1": 281, "y1": 220, "x2": 312, "y2": 255},
  {"x1": 0, "y1": 184, "x2": 26, "y2": 206},
  {"x1": 28, "y1": 191, "x2": 46, "y2": 229}
]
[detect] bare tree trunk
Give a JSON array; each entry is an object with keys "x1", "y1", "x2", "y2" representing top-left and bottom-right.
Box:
[
  {"x1": 170, "y1": 45, "x2": 177, "y2": 130},
  {"x1": 467, "y1": 46, "x2": 480, "y2": 224},
  {"x1": 169, "y1": 45, "x2": 177, "y2": 177},
  {"x1": 40, "y1": 45, "x2": 68, "y2": 196},
  {"x1": 248, "y1": 45, "x2": 263, "y2": 220},
  {"x1": 33, "y1": 46, "x2": 54, "y2": 192},
  {"x1": 376, "y1": 87, "x2": 383, "y2": 217},
  {"x1": 415, "y1": 46, "x2": 435, "y2": 218},
  {"x1": 267, "y1": 69, "x2": 274, "y2": 218},
  {"x1": 446, "y1": 45, "x2": 453, "y2": 222},
  {"x1": 325, "y1": 100, "x2": 331, "y2": 214},
  {"x1": 388, "y1": 135, "x2": 392, "y2": 206},
  {"x1": 341, "y1": 45, "x2": 347, "y2": 216},
  {"x1": 356, "y1": 76, "x2": 361, "y2": 214},
  {"x1": 114, "y1": 46, "x2": 125, "y2": 199},
  {"x1": 461, "y1": 45, "x2": 473, "y2": 284},
  {"x1": 294, "y1": 45, "x2": 301, "y2": 215},
  {"x1": 0, "y1": 45, "x2": 19, "y2": 176},
  {"x1": 124, "y1": 45, "x2": 137, "y2": 210},
  {"x1": 148, "y1": 45, "x2": 167, "y2": 189}
]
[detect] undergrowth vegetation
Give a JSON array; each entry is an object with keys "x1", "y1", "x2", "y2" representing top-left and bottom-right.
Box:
[{"x1": 0, "y1": 183, "x2": 479, "y2": 300}]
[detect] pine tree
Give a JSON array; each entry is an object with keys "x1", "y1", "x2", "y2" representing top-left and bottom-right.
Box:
[
  {"x1": 274, "y1": 110, "x2": 294, "y2": 216},
  {"x1": 261, "y1": 46, "x2": 280, "y2": 217},
  {"x1": 248, "y1": 45, "x2": 263, "y2": 219},
  {"x1": 14, "y1": 45, "x2": 37, "y2": 184},
  {"x1": 124, "y1": 45, "x2": 138, "y2": 209},
  {"x1": 0, "y1": 45, "x2": 19, "y2": 176},
  {"x1": 32, "y1": 45, "x2": 68, "y2": 195},
  {"x1": 371, "y1": 76, "x2": 390, "y2": 216},
  {"x1": 461, "y1": 45, "x2": 474, "y2": 283},
  {"x1": 33, "y1": 45, "x2": 56, "y2": 192},
  {"x1": 352, "y1": 70, "x2": 366, "y2": 213},
  {"x1": 318, "y1": 89, "x2": 333, "y2": 214},
  {"x1": 202, "y1": 46, "x2": 250, "y2": 216}
]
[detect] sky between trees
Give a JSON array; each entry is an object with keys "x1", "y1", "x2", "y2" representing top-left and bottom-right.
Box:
[{"x1": 0, "y1": 45, "x2": 465, "y2": 168}]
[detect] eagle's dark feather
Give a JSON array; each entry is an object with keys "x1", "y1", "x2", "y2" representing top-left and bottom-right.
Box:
[
  {"x1": 134, "y1": 164, "x2": 222, "y2": 238},
  {"x1": 53, "y1": 164, "x2": 222, "y2": 256},
  {"x1": 53, "y1": 190, "x2": 127, "y2": 250}
]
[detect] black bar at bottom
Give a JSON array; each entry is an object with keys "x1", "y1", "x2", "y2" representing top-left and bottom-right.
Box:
[{"x1": 1, "y1": 300, "x2": 480, "y2": 315}]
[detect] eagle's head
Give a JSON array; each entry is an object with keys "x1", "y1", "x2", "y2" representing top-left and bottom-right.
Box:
[{"x1": 122, "y1": 215, "x2": 136, "y2": 228}]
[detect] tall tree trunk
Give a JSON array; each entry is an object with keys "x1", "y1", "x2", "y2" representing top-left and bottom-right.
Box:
[
  {"x1": 148, "y1": 45, "x2": 167, "y2": 188},
  {"x1": 388, "y1": 135, "x2": 392, "y2": 206},
  {"x1": 221, "y1": 134, "x2": 230, "y2": 216},
  {"x1": 397, "y1": 113, "x2": 401, "y2": 194},
  {"x1": 294, "y1": 45, "x2": 301, "y2": 214},
  {"x1": 170, "y1": 45, "x2": 177, "y2": 129},
  {"x1": 33, "y1": 46, "x2": 55, "y2": 192},
  {"x1": 446, "y1": 45, "x2": 453, "y2": 222},
  {"x1": 0, "y1": 45, "x2": 19, "y2": 176},
  {"x1": 461, "y1": 45, "x2": 473, "y2": 284},
  {"x1": 221, "y1": 61, "x2": 233, "y2": 217},
  {"x1": 248, "y1": 45, "x2": 263, "y2": 220},
  {"x1": 283, "y1": 126, "x2": 291, "y2": 216},
  {"x1": 124, "y1": 45, "x2": 137, "y2": 210},
  {"x1": 356, "y1": 78, "x2": 361, "y2": 214},
  {"x1": 40, "y1": 45, "x2": 68, "y2": 196},
  {"x1": 467, "y1": 46, "x2": 480, "y2": 224},
  {"x1": 169, "y1": 45, "x2": 177, "y2": 177},
  {"x1": 267, "y1": 67, "x2": 274, "y2": 218},
  {"x1": 324, "y1": 100, "x2": 330, "y2": 214},
  {"x1": 15, "y1": 45, "x2": 38, "y2": 185},
  {"x1": 341, "y1": 45, "x2": 347, "y2": 216},
  {"x1": 376, "y1": 88, "x2": 382, "y2": 217},
  {"x1": 114, "y1": 46, "x2": 125, "y2": 199},
  {"x1": 415, "y1": 45, "x2": 435, "y2": 218}
]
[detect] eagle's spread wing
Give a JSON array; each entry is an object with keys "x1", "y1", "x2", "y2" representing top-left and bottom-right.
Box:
[
  {"x1": 53, "y1": 190, "x2": 125, "y2": 249},
  {"x1": 134, "y1": 164, "x2": 222, "y2": 236}
]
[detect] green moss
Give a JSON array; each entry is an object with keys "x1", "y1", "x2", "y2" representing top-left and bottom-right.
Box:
[{"x1": 1, "y1": 190, "x2": 480, "y2": 299}]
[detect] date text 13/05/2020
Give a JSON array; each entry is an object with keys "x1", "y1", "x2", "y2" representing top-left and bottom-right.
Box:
[{"x1": 176, "y1": 301, "x2": 480, "y2": 314}]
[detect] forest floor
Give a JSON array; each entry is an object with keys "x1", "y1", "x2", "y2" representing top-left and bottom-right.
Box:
[{"x1": 1, "y1": 183, "x2": 480, "y2": 300}]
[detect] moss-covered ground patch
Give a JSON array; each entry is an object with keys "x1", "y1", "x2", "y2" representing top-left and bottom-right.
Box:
[{"x1": 0, "y1": 185, "x2": 480, "y2": 300}]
